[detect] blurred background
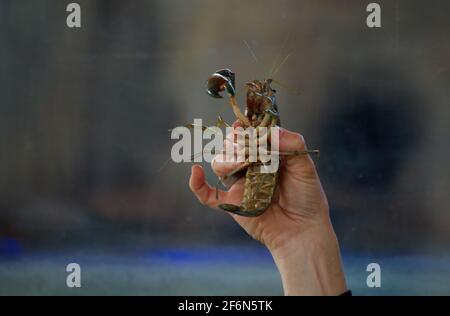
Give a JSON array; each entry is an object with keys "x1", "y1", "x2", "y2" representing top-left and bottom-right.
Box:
[{"x1": 0, "y1": 0, "x2": 449, "y2": 295}]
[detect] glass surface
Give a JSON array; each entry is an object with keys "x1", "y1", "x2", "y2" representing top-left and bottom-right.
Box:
[{"x1": 0, "y1": 0, "x2": 449, "y2": 295}]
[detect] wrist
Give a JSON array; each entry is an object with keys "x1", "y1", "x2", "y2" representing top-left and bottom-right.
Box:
[{"x1": 269, "y1": 219, "x2": 347, "y2": 296}]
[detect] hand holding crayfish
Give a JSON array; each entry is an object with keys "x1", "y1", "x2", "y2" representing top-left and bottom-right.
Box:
[
  {"x1": 186, "y1": 69, "x2": 347, "y2": 295},
  {"x1": 189, "y1": 127, "x2": 348, "y2": 295}
]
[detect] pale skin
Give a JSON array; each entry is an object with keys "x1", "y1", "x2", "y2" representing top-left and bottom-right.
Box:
[{"x1": 189, "y1": 126, "x2": 347, "y2": 296}]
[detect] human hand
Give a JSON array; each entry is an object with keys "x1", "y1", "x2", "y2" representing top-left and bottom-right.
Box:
[{"x1": 189, "y1": 127, "x2": 347, "y2": 295}]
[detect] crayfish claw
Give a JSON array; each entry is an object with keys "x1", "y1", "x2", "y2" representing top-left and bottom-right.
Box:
[{"x1": 206, "y1": 69, "x2": 236, "y2": 98}]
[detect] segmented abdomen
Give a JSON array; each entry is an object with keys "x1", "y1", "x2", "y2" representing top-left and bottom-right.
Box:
[{"x1": 241, "y1": 163, "x2": 278, "y2": 214}]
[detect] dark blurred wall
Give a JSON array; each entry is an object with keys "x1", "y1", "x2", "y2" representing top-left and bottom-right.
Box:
[{"x1": 0, "y1": 0, "x2": 449, "y2": 252}]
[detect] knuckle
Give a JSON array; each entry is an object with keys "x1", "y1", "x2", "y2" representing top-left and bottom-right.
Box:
[
  {"x1": 189, "y1": 178, "x2": 200, "y2": 192},
  {"x1": 293, "y1": 132, "x2": 306, "y2": 148},
  {"x1": 211, "y1": 159, "x2": 221, "y2": 175},
  {"x1": 188, "y1": 180, "x2": 197, "y2": 193},
  {"x1": 191, "y1": 184, "x2": 207, "y2": 205},
  {"x1": 197, "y1": 193, "x2": 207, "y2": 205}
]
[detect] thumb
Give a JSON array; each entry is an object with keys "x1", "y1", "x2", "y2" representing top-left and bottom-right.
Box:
[{"x1": 276, "y1": 127, "x2": 319, "y2": 178}]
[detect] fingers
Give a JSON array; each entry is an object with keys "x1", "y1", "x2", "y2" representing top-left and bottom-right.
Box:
[
  {"x1": 276, "y1": 128, "x2": 318, "y2": 177},
  {"x1": 211, "y1": 154, "x2": 243, "y2": 177},
  {"x1": 278, "y1": 128, "x2": 307, "y2": 152},
  {"x1": 268, "y1": 126, "x2": 305, "y2": 151},
  {"x1": 189, "y1": 164, "x2": 227, "y2": 208},
  {"x1": 232, "y1": 120, "x2": 242, "y2": 128},
  {"x1": 212, "y1": 132, "x2": 246, "y2": 177}
]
